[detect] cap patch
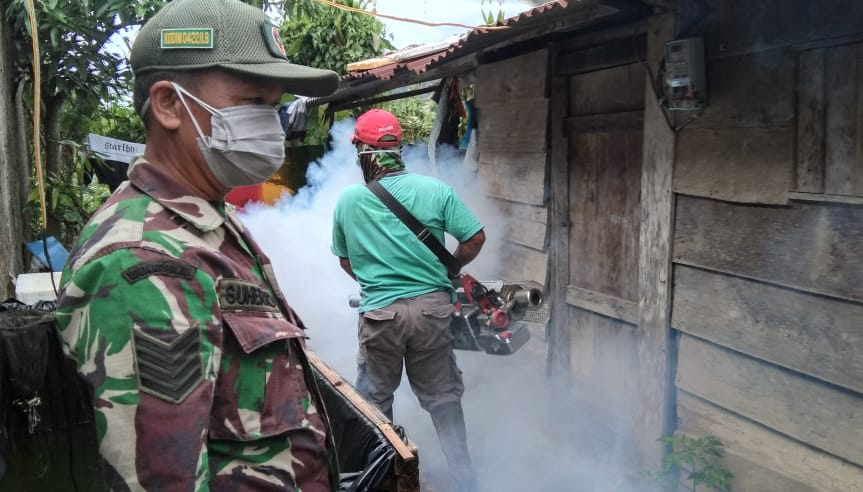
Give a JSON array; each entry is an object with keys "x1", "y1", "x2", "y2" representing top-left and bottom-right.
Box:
[
  {"x1": 160, "y1": 28, "x2": 214, "y2": 49},
  {"x1": 261, "y1": 22, "x2": 288, "y2": 60}
]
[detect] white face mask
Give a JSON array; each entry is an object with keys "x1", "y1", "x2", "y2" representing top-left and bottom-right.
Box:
[{"x1": 172, "y1": 82, "x2": 286, "y2": 189}]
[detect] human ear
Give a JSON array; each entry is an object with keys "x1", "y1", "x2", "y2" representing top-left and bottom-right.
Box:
[{"x1": 148, "y1": 80, "x2": 182, "y2": 130}]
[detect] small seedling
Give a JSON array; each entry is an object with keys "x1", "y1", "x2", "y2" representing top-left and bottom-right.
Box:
[
  {"x1": 637, "y1": 433, "x2": 734, "y2": 491},
  {"x1": 659, "y1": 434, "x2": 734, "y2": 491}
]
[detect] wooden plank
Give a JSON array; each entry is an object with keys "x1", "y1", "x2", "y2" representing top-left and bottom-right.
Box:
[
  {"x1": 687, "y1": 48, "x2": 795, "y2": 129},
  {"x1": 858, "y1": 43, "x2": 863, "y2": 195},
  {"x1": 672, "y1": 264, "x2": 863, "y2": 395},
  {"x1": 569, "y1": 307, "x2": 641, "y2": 425},
  {"x1": 475, "y1": 48, "x2": 548, "y2": 107},
  {"x1": 565, "y1": 286, "x2": 639, "y2": 325},
  {"x1": 674, "y1": 127, "x2": 793, "y2": 204},
  {"x1": 789, "y1": 191, "x2": 863, "y2": 205},
  {"x1": 307, "y1": 351, "x2": 418, "y2": 463},
  {"x1": 505, "y1": 217, "x2": 546, "y2": 251},
  {"x1": 678, "y1": 392, "x2": 863, "y2": 492},
  {"x1": 695, "y1": 0, "x2": 863, "y2": 59},
  {"x1": 501, "y1": 242, "x2": 547, "y2": 287},
  {"x1": 559, "y1": 20, "x2": 646, "y2": 53},
  {"x1": 858, "y1": 42, "x2": 863, "y2": 195},
  {"x1": 568, "y1": 128, "x2": 642, "y2": 301},
  {"x1": 477, "y1": 99, "x2": 548, "y2": 154},
  {"x1": 591, "y1": 310, "x2": 640, "y2": 422},
  {"x1": 547, "y1": 66, "x2": 571, "y2": 382},
  {"x1": 568, "y1": 306, "x2": 594, "y2": 382},
  {"x1": 796, "y1": 48, "x2": 827, "y2": 193},
  {"x1": 487, "y1": 198, "x2": 547, "y2": 224},
  {"x1": 677, "y1": 335, "x2": 863, "y2": 467},
  {"x1": 477, "y1": 151, "x2": 546, "y2": 206},
  {"x1": 555, "y1": 34, "x2": 646, "y2": 76},
  {"x1": 825, "y1": 44, "x2": 859, "y2": 195},
  {"x1": 634, "y1": 12, "x2": 676, "y2": 472},
  {"x1": 564, "y1": 110, "x2": 644, "y2": 133},
  {"x1": 568, "y1": 63, "x2": 645, "y2": 116},
  {"x1": 673, "y1": 195, "x2": 863, "y2": 302}
]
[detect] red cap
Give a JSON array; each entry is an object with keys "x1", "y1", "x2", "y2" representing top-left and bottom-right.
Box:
[{"x1": 352, "y1": 109, "x2": 402, "y2": 148}]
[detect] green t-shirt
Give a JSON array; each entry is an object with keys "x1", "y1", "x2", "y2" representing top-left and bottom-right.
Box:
[{"x1": 332, "y1": 173, "x2": 483, "y2": 312}]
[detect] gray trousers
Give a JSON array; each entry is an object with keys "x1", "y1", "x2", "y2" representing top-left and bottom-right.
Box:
[
  {"x1": 356, "y1": 290, "x2": 477, "y2": 492},
  {"x1": 355, "y1": 290, "x2": 465, "y2": 417}
]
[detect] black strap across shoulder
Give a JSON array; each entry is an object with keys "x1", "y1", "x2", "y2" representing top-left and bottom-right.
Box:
[{"x1": 366, "y1": 179, "x2": 462, "y2": 277}]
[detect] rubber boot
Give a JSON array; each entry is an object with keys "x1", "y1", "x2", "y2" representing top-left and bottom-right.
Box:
[{"x1": 429, "y1": 401, "x2": 478, "y2": 492}]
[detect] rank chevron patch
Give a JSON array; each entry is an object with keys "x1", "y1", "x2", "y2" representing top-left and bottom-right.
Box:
[{"x1": 132, "y1": 327, "x2": 203, "y2": 404}]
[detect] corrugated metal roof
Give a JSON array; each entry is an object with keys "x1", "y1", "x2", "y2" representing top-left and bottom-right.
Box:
[{"x1": 344, "y1": 0, "x2": 576, "y2": 82}]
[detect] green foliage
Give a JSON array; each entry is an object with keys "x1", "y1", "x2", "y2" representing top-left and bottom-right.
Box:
[
  {"x1": 281, "y1": 0, "x2": 394, "y2": 75},
  {"x1": 26, "y1": 141, "x2": 110, "y2": 244},
  {"x1": 481, "y1": 0, "x2": 506, "y2": 25},
  {"x1": 641, "y1": 434, "x2": 734, "y2": 492},
  {"x1": 382, "y1": 95, "x2": 436, "y2": 144},
  {"x1": 5, "y1": 0, "x2": 165, "y2": 106},
  {"x1": 5, "y1": 0, "x2": 163, "y2": 241},
  {"x1": 83, "y1": 102, "x2": 146, "y2": 144}
]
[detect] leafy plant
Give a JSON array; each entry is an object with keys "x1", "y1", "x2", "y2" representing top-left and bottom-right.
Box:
[
  {"x1": 481, "y1": 0, "x2": 506, "y2": 25},
  {"x1": 26, "y1": 140, "x2": 110, "y2": 245},
  {"x1": 281, "y1": 0, "x2": 394, "y2": 75},
  {"x1": 382, "y1": 94, "x2": 436, "y2": 144},
  {"x1": 4, "y1": 0, "x2": 164, "y2": 246},
  {"x1": 81, "y1": 101, "x2": 146, "y2": 144},
  {"x1": 641, "y1": 434, "x2": 734, "y2": 492}
]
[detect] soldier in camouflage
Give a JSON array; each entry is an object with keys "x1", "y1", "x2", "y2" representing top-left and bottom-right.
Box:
[{"x1": 54, "y1": 0, "x2": 341, "y2": 489}]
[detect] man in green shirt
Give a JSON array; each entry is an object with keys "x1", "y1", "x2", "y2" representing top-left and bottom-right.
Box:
[{"x1": 332, "y1": 109, "x2": 485, "y2": 492}]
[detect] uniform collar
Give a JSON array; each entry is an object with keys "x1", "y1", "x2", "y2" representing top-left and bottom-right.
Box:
[{"x1": 127, "y1": 156, "x2": 225, "y2": 232}]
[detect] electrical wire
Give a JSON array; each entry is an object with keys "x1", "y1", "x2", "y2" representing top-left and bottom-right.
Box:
[{"x1": 308, "y1": 0, "x2": 510, "y2": 32}]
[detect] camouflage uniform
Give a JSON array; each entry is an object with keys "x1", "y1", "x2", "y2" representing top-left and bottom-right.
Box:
[{"x1": 56, "y1": 157, "x2": 337, "y2": 491}]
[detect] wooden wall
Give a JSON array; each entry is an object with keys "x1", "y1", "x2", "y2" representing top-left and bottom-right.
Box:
[
  {"x1": 671, "y1": 1, "x2": 863, "y2": 489},
  {"x1": 474, "y1": 48, "x2": 550, "y2": 356}
]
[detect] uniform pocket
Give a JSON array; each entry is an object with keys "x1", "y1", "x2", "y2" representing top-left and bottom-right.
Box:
[
  {"x1": 418, "y1": 302, "x2": 456, "y2": 347},
  {"x1": 421, "y1": 303, "x2": 454, "y2": 319},
  {"x1": 209, "y1": 312, "x2": 310, "y2": 441},
  {"x1": 362, "y1": 309, "x2": 397, "y2": 322}
]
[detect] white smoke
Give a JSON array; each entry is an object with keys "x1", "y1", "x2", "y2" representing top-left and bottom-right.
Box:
[{"x1": 241, "y1": 118, "x2": 638, "y2": 492}]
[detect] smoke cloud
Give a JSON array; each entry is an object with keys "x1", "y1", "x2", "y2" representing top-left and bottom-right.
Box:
[{"x1": 240, "y1": 119, "x2": 637, "y2": 492}]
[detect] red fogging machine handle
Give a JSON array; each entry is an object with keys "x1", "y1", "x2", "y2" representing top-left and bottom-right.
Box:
[{"x1": 458, "y1": 274, "x2": 510, "y2": 328}]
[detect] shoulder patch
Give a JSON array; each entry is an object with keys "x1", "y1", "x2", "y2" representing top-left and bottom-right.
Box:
[
  {"x1": 123, "y1": 260, "x2": 195, "y2": 283},
  {"x1": 161, "y1": 28, "x2": 214, "y2": 49},
  {"x1": 261, "y1": 22, "x2": 288, "y2": 60},
  {"x1": 218, "y1": 279, "x2": 279, "y2": 312}
]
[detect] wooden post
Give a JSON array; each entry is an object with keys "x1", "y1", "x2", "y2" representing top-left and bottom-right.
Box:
[
  {"x1": 636, "y1": 12, "x2": 677, "y2": 471},
  {"x1": 547, "y1": 44, "x2": 572, "y2": 381}
]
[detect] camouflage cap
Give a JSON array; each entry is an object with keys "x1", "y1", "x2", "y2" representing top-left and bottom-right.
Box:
[{"x1": 130, "y1": 0, "x2": 340, "y2": 97}]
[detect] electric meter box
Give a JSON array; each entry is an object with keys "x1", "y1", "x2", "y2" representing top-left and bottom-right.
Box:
[{"x1": 664, "y1": 37, "x2": 706, "y2": 110}]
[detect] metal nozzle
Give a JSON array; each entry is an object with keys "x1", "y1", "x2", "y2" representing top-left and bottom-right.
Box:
[{"x1": 501, "y1": 285, "x2": 544, "y2": 321}]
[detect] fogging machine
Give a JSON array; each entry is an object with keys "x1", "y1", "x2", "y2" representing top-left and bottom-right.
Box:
[
  {"x1": 357, "y1": 179, "x2": 547, "y2": 355},
  {"x1": 349, "y1": 276, "x2": 544, "y2": 356},
  {"x1": 450, "y1": 274, "x2": 543, "y2": 355}
]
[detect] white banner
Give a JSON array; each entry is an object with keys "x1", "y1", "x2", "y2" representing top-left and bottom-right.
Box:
[{"x1": 87, "y1": 133, "x2": 145, "y2": 164}]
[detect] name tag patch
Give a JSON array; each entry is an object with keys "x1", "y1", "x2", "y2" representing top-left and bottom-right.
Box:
[
  {"x1": 219, "y1": 279, "x2": 279, "y2": 312},
  {"x1": 161, "y1": 28, "x2": 214, "y2": 49},
  {"x1": 123, "y1": 260, "x2": 195, "y2": 283}
]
